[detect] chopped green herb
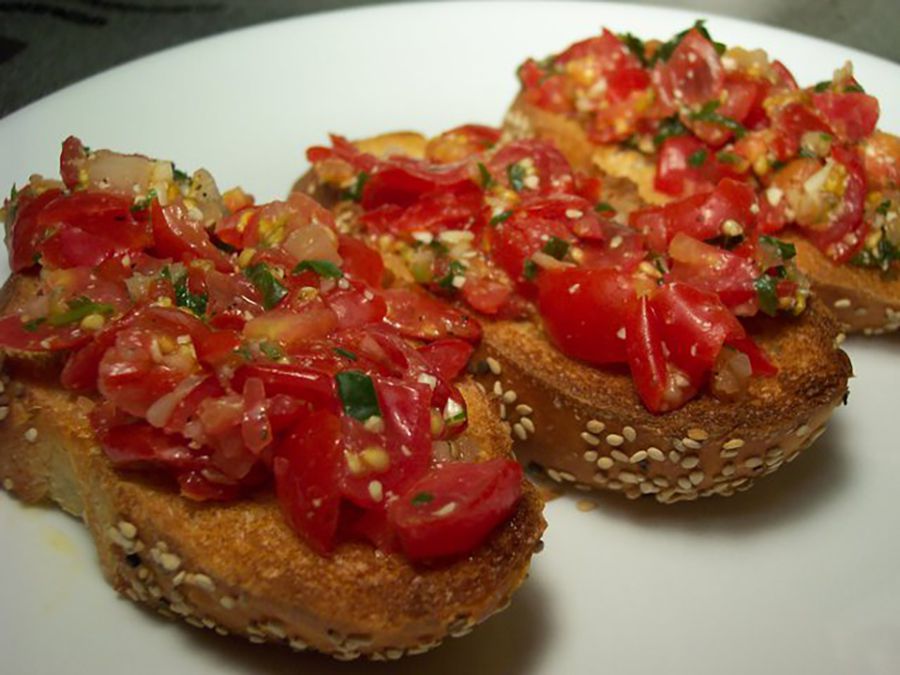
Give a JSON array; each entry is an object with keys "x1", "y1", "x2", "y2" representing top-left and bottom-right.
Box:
[
  {"x1": 850, "y1": 237, "x2": 900, "y2": 272},
  {"x1": 244, "y1": 263, "x2": 288, "y2": 310},
  {"x1": 437, "y1": 260, "x2": 467, "y2": 291},
  {"x1": 233, "y1": 344, "x2": 253, "y2": 360},
  {"x1": 651, "y1": 20, "x2": 725, "y2": 65},
  {"x1": 22, "y1": 317, "x2": 45, "y2": 332},
  {"x1": 653, "y1": 115, "x2": 688, "y2": 147},
  {"x1": 428, "y1": 239, "x2": 449, "y2": 256},
  {"x1": 688, "y1": 100, "x2": 746, "y2": 139},
  {"x1": 798, "y1": 147, "x2": 818, "y2": 159},
  {"x1": 335, "y1": 370, "x2": 381, "y2": 421},
  {"x1": 542, "y1": 236, "x2": 569, "y2": 260},
  {"x1": 334, "y1": 347, "x2": 358, "y2": 361},
  {"x1": 507, "y1": 162, "x2": 527, "y2": 192},
  {"x1": 688, "y1": 149, "x2": 708, "y2": 167},
  {"x1": 490, "y1": 210, "x2": 513, "y2": 226},
  {"x1": 172, "y1": 165, "x2": 190, "y2": 182},
  {"x1": 876, "y1": 200, "x2": 892, "y2": 216},
  {"x1": 760, "y1": 235, "x2": 797, "y2": 261},
  {"x1": 844, "y1": 83, "x2": 865, "y2": 93},
  {"x1": 813, "y1": 80, "x2": 832, "y2": 92},
  {"x1": 716, "y1": 151, "x2": 742, "y2": 165},
  {"x1": 620, "y1": 32, "x2": 648, "y2": 67},
  {"x1": 293, "y1": 259, "x2": 343, "y2": 279},
  {"x1": 47, "y1": 296, "x2": 116, "y2": 327},
  {"x1": 259, "y1": 341, "x2": 284, "y2": 361},
  {"x1": 522, "y1": 259, "x2": 538, "y2": 281},
  {"x1": 130, "y1": 189, "x2": 157, "y2": 213},
  {"x1": 174, "y1": 275, "x2": 208, "y2": 317},
  {"x1": 411, "y1": 492, "x2": 434, "y2": 506},
  {"x1": 770, "y1": 159, "x2": 787, "y2": 172},
  {"x1": 343, "y1": 171, "x2": 370, "y2": 202},
  {"x1": 477, "y1": 162, "x2": 494, "y2": 189},
  {"x1": 595, "y1": 201, "x2": 615, "y2": 213},
  {"x1": 754, "y1": 274, "x2": 779, "y2": 317}
]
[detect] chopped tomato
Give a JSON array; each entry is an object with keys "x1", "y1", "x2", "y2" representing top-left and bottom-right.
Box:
[
  {"x1": 231, "y1": 363, "x2": 337, "y2": 411},
  {"x1": 388, "y1": 459, "x2": 523, "y2": 561},
  {"x1": 59, "y1": 136, "x2": 86, "y2": 190},
  {"x1": 338, "y1": 235, "x2": 384, "y2": 287},
  {"x1": 425, "y1": 124, "x2": 501, "y2": 164},
  {"x1": 150, "y1": 199, "x2": 231, "y2": 271},
  {"x1": 383, "y1": 286, "x2": 482, "y2": 343},
  {"x1": 8, "y1": 187, "x2": 65, "y2": 272},
  {"x1": 667, "y1": 233, "x2": 760, "y2": 313},
  {"x1": 360, "y1": 184, "x2": 485, "y2": 237},
  {"x1": 537, "y1": 267, "x2": 635, "y2": 365},
  {"x1": 862, "y1": 131, "x2": 900, "y2": 190},
  {"x1": 625, "y1": 297, "x2": 677, "y2": 412},
  {"x1": 811, "y1": 92, "x2": 879, "y2": 143},
  {"x1": 460, "y1": 276, "x2": 513, "y2": 315},
  {"x1": 654, "y1": 28, "x2": 725, "y2": 108},
  {"x1": 416, "y1": 339, "x2": 474, "y2": 381},
  {"x1": 487, "y1": 139, "x2": 575, "y2": 196}
]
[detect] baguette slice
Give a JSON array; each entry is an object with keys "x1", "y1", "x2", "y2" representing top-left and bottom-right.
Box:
[
  {"x1": 504, "y1": 94, "x2": 900, "y2": 334},
  {"x1": 0, "y1": 273, "x2": 546, "y2": 660},
  {"x1": 299, "y1": 130, "x2": 852, "y2": 503}
]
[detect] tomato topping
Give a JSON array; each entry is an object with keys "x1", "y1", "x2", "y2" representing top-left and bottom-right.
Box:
[
  {"x1": 425, "y1": 124, "x2": 501, "y2": 164},
  {"x1": 388, "y1": 459, "x2": 523, "y2": 561},
  {"x1": 417, "y1": 339, "x2": 474, "y2": 381},
  {"x1": 8, "y1": 187, "x2": 65, "y2": 272},
  {"x1": 460, "y1": 276, "x2": 513, "y2": 315},
  {"x1": 150, "y1": 199, "x2": 231, "y2": 271},
  {"x1": 337, "y1": 235, "x2": 384, "y2": 287},
  {"x1": 654, "y1": 29, "x2": 724, "y2": 108},
  {"x1": 811, "y1": 92, "x2": 879, "y2": 143},
  {"x1": 383, "y1": 287, "x2": 482, "y2": 343},
  {"x1": 625, "y1": 297, "x2": 677, "y2": 412}
]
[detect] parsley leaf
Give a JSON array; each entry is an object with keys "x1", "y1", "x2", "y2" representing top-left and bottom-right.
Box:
[
  {"x1": 754, "y1": 274, "x2": 779, "y2": 317},
  {"x1": 523, "y1": 259, "x2": 538, "y2": 281},
  {"x1": 876, "y1": 199, "x2": 891, "y2": 216},
  {"x1": 620, "y1": 32, "x2": 648, "y2": 67},
  {"x1": 651, "y1": 20, "x2": 725, "y2": 64},
  {"x1": 172, "y1": 165, "x2": 190, "y2": 182},
  {"x1": 244, "y1": 263, "x2": 288, "y2": 310},
  {"x1": 653, "y1": 115, "x2": 689, "y2": 147},
  {"x1": 174, "y1": 274, "x2": 208, "y2": 316},
  {"x1": 477, "y1": 162, "x2": 494, "y2": 189},
  {"x1": 688, "y1": 149, "x2": 708, "y2": 167},
  {"x1": 343, "y1": 171, "x2": 369, "y2": 202},
  {"x1": 716, "y1": 151, "x2": 742, "y2": 165},
  {"x1": 542, "y1": 236, "x2": 569, "y2": 260},
  {"x1": 411, "y1": 492, "x2": 434, "y2": 506},
  {"x1": 688, "y1": 101, "x2": 746, "y2": 139},
  {"x1": 437, "y1": 260, "x2": 467, "y2": 291},
  {"x1": 334, "y1": 347, "x2": 358, "y2": 361},
  {"x1": 490, "y1": 210, "x2": 513, "y2": 226},
  {"x1": 507, "y1": 162, "x2": 527, "y2": 192},
  {"x1": 130, "y1": 189, "x2": 157, "y2": 213},
  {"x1": 47, "y1": 297, "x2": 116, "y2": 327},
  {"x1": 22, "y1": 317, "x2": 45, "y2": 332},
  {"x1": 293, "y1": 259, "x2": 343, "y2": 279},
  {"x1": 595, "y1": 201, "x2": 615, "y2": 214},
  {"x1": 335, "y1": 371, "x2": 381, "y2": 421},
  {"x1": 259, "y1": 341, "x2": 284, "y2": 361},
  {"x1": 759, "y1": 235, "x2": 797, "y2": 261}
]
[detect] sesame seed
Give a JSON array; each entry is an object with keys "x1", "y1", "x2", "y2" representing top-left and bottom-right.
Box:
[
  {"x1": 618, "y1": 471, "x2": 640, "y2": 484},
  {"x1": 516, "y1": 404, "x2": 533, "y2": 416},
  {"x1": 172, "y1": 570, "x2": 186, "y2": 586},
  {"x1": 2, "y1": 478, "x2": 13, "y2": 491},
  {"x1": 580, "y1": 431, "x2": 601, "y2": 446},
  {"x1": 546, "y1": 468, "x2": 563, "y2": 483},
  {"x1": 721, "y1": 463, "x2": 736, "y2": 476},
  {"x1": 723, "y1": 438, "x2": 745, "y2": 450},
  {"x1": 492, "y1": 381, "x2": 503, "y2": 396},
  {"x1": 0, "y1": 406, "x2": 8, "y2": 421},
  {"x1": 289, "y1": 639, "x2": 308, "y2": 651},
  {"x1": 499, "y1": 403, "x2": 507, "y2": 420},
  {"x1": 616, "y1": 326, "x2": 626, "y2": 340},
  {"x1": 677, "y1": 477, "x2": 693, "y2": 490},
  {"x1": 159, "y1": 552, "x2": 181, "y2": 572},
  {"x1": 559, "y1": 471, "x2": 576, "y2": 482},
  {"x1": 187, "y1": 573, "x2": 215, "y2": 592},
  {"x1": 596, "y1": 456, "x2": 614, "y2": 470},
  {"x1": 668, "y1": 450, "x2": 681, "y2": 463},
  {"x1": 565, "y1": 208, "x2": 584, "y2": 219},
  {"x1": 682, "y1": 437, "x2": 701, "y2": 450},
  {"x1": 24, "y1": 427, "x2": 38, "y2": 443},
  {"x1": 743, "y1": 457, "x2": 764, "y2": 469},
  {"x1": 622, "y1": 426, "x2": 636, "y2": 442},
  {"x1": 647, "y1": 447, "x2": 665, "y2": 461},
  {"x1": 117, "y1": 521, "x2": 137, "y2": 539},
  {"x1": 583, "y1": 450, "x2": 599, "y2": 462},
  {"x1": 512, "y1": 423, "x2": 527, "y2": 440},
  {"x1": 640, "y1": 482, "x2": 659, "y2": 495},
  {"x1": 653, "y1": 476, "x2": 670, "y2": 487},
  {"x1": 520, "y1": 417, "x2": 535, "y2": 434},
  {"x1": 368, "y1": 480, "x2": 384, "y2": 502},
  {"x1": 687, "y1": 428, "x2": 709, "y2": 441},
  {"x1": 689, "y1": 470, "x2": 705, "y2": 486},
  {"x1": 765, "y1": 456, "x2": 783, "y2": 468},
  {"x1": 486, "y1": 357, "x2": 502, "y2": 375},
  {"x1": 606, "y1": 433, "x2": 624, "y2": 447},
  {"x1": 629, "y1": 450, "x2": 648, "y2": 463},
  {"x1": 610, "y1": 450, "x2": 629, "y2": 463},
  {"x1": 502, "y1": 390, "x2": 517, "y2": 404},
  {"x1": 220, "y1": 596, "x2": 236, "y2": 609},
  {"x1": 833, "y1": 298, "x2": 851, "y2": 309},
  {"x1": 576, "y1": 499, "x2": 597, "y2": 512},
  {"x1": 586, "y1": 419, "x2": 605, "y2": 434},
  {"x1": 680, "y1": 455, "x2": 700, "y2": 469},
  {"x1": 795, "y1": 424, "x2": 810, "y2": 437}
]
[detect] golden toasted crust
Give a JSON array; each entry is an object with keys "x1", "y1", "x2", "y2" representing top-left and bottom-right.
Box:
[
  {"x1": 0, "y1": 275, "x2": 545, "y2": 660},
  {"x1": 299, "y1": 130, "x2": 852, "y2": 502},
  {"x1": 472, "y1": 300, "x2": 851, "y2": 503},
  {"x1": 505, "y1": 94, "x2": 900, "y2": 333}
]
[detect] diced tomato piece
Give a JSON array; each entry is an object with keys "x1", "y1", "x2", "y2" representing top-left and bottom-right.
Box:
[
  {"x1": 488, "y1": 139, "x2": 575, "y2": 196},
  {"x1": 37, "y1": 191, "x2": 152, "y2": 251},
  {"x1": 38, "y1": 225, "x2": 121, "y2": 269},
  {"x1": 59, "y1": 136, "x2": 86, "y2": 190},
  {"x1": 231, "y1": 363, "x2": 337, "y2": 411},
  {"x1": 653, "y1": 29, "x2": 724, "y2": 108},
  {"x1": 537, "y1": 267, "x2": 635, "y2": 365},
  {"x1": 425, "y1": 124, "x2": 501, "y2": 164},
  {"x1": 812, "y1": 92, "x2": 879, "y2": 143},
  {"x1": 274, "y1": 410, "x2": 344, "y2": 554},
  {"x1": 416, "y1": 339, "x2": 474, "y2": 381},
  {"x1": 667, "y1": 233, "x2": 760, "y2": 313},
  {"x1": 150, "y1": 199, "x2": 231, "y2": 271},
  {"x1": 337, "y1": 235, "x2": 384, "y2": 287},
  {"x1": 388, "y1": 459, "x2": 522, "y2": 561},
  {"x1": 461, "y1": 276, "x2": 513, "y2": 315},
  {"x1": 360, "y1": 184, "x2": 485, "y2": 237},
  {"x1": 625, "y1": 296, "x2": 676, "y2": 412},
  {"x1": 323, "y1": 282, "x2": 387, "y2": 330},
  {"x1": 383, "y1": 286, "x2": 482, "y2": 343},
  {"x1": 8, "y1": 188, "x2": 64, "y2": 272}
]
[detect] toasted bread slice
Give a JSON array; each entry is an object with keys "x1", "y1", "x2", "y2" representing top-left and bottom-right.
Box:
[
  {"x1": 298, "y1": 130, "x2": 852, "y2": 503},
  {"x1": 0, "y1": 274, "x2": 546, "y2": 660},
  {"x1": 504, "y1": 94, "x2": 900, "y2": 334}
]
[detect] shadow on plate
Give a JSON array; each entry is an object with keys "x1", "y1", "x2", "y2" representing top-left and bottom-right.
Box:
[
  {"x1": 172, "y1": 575, "x2": 550, "y2": 674},
  {"x1": 554, "y1": 414, "x2": 852, "y2": 537}
]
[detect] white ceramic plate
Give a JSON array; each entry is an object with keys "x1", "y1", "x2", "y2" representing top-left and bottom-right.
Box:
[{"x1": 1, "y1": 3, "x2": 898, "y2": 674}]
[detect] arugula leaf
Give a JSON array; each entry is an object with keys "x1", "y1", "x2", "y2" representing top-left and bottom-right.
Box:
[
  {"x1": 47, "y1": 297, "x2": 116, "y2": 327},
  {"x1": 334, "y1": 347, "x2": 358, "y2": 361},
  {"x1": 653, "y1": 115, "x2": 689, "y2": 147},
  {"x1": 343, "y1": 171, "x2": 370, "y2": 202},
  {"x1": 522, "y1": 259, "x2": 538, "y2": 281},
  {"x1": 489, "y1": 210, "x2": 513, "y2": 226},
  {"x1": 688, "y1": 101, "x2": 746, "y2": 138},
  {"x1": 335, "y1": 371, "x2": 381, "y2": 421},
  {"x1": 244, "y1": 263, "x2": 288, "y2": 310},
  {"x1": 688, "y1": 149, "x2": 708, "y2": 167},
  {"x1": 542, "y1": 236, "x2": 569, "y2": 260},
  {"x1": 174, "y1": 274, "x2": 208, "y2": 316},
  {"x1": 759, "y1": 235, "x2": 797, "y2": 261},
  {"x1": 477, "y1": 162, "x2": 494, "y2": 189},
  {"x1": 754, "y1": 274, "x2": 779, "y2": 317},
  {"x1": 293, "y1": 259, "x2": 343, "y2": 279},
  {"x1": 507, "y1": 163, "x2": 527, "y2": 192}
]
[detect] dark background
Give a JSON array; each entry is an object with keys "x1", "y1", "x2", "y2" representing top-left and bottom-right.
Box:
[{"x1": 1, "y1": 0, "x2": 897, "y2": 119}]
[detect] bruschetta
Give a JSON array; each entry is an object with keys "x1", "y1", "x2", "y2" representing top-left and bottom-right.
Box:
[
  {"x1": 505, "y1": 22, "x2": 900, "y2": 334},
  {"x1": 0, "y1": 138, "x2": 546, "y2": 659},
  {"x1": 299, "y1": 126, "x2": 851, "y2": 503}
]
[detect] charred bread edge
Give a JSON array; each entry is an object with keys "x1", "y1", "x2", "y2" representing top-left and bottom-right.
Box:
[
  {"x1": 0, "y1": 275, "x2": 546, "y2": 660},
  {"x1": 504, "y1": 94, "x2": 900, "y2": 335}
]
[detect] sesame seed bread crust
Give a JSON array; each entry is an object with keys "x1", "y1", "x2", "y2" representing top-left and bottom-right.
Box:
[
  {"x1": 472, "y1": 299, "x2": 851, "y2": 503},
  {"x1": 0, "y1": 275, "x2": 546, "y2": 660},
  {"x1": 504, "y1": 94, "x2": 900, "y2": 334}
]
